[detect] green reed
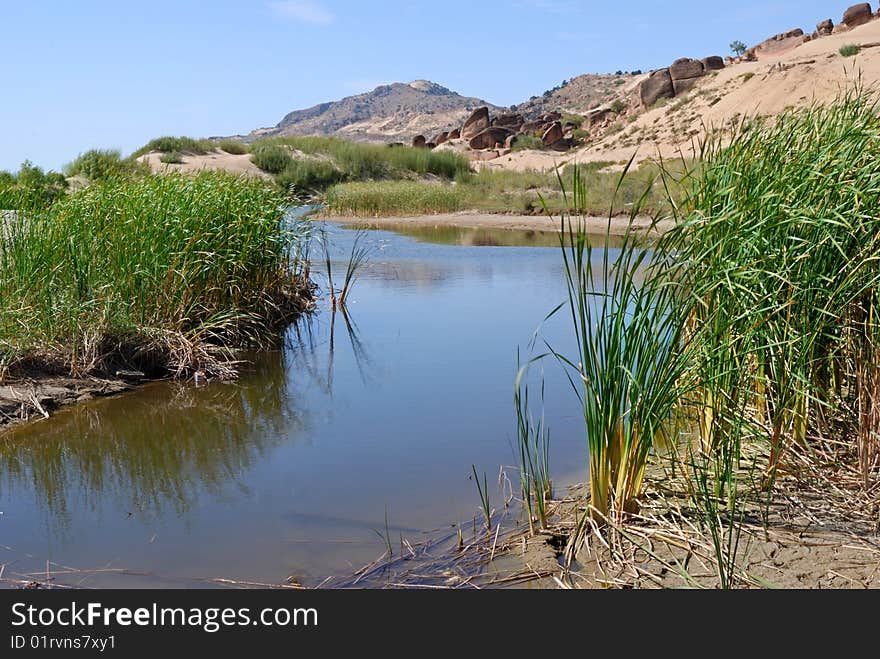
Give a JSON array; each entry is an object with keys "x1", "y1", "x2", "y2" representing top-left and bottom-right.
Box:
[{"x1": 0, "y1": 171, "x2": 311, "y2": 378}]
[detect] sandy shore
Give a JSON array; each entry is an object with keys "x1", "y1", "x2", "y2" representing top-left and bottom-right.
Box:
[{"x1": 320, "y1": 211, "x2": 672, "y2": 236}]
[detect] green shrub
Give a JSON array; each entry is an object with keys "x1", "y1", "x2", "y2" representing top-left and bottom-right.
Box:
[
  {"x1": 839, "y1": 44, "x2": 861, "y2": 57},
  {"x1": 160, "y1": 151, "x2": 184, "y2": 165},
  {"x1": 218, "y1": 139, "x2": 249, "y2": 155},
  {"x1": 0, "y1": 160, "x2": 68, "y2": 208},
  {"x1": 250, "y1": 144, "x2": 294, "y2": 174},
  {"x1": 132, "y1": 136, "x2": 216, "y2": 157},
  {"x1": 276, "y1": 159, "x2": 345, "y2": 192},
  {"x1": 66, "y1": 149, "x2": 144, "y2": 181},
  {"x1": 610, "y1": 99, "x2": 627, "y2": 114},
  {"x1": 252, "y1": 136, "x2": 470, "y2": 181}
]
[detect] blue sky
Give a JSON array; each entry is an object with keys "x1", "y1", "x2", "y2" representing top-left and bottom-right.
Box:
[{"x1": 0, "y1": 1, "x2": 853, "y2": 171}]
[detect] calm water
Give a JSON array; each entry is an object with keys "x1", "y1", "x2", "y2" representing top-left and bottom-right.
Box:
[{"x1": 0, "y1": 220, "x2": 598, "y2": 587}]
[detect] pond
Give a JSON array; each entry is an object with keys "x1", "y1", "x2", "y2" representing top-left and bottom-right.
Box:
[{"x1": 0, "y1": 218, "x2": 598, "y2": 587}]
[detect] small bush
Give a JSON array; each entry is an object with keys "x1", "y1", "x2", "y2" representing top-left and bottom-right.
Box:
[
  {"x1": 276, "y1": 159, "x2": 345, "y2": 192},
  {"x1": 250, "y1": 144, "x2": 294, "y2": 174},
  {"x1": 610, "y1": 99, "x2": 627, "y2": 114},
  {"x1": 0, "y1": 161, "x2": 69, "y2": 208},
  {"x1": 133, "y1": 136, "x2": 216, "y2": 157},
  {"x1": 218, "y1": 140, "x2": 249, "y2": 155},
  {"x1": 160, "y1": 151, "x2": 184, "y2": 165},
  {"x1": 66, "y1": 149, "x2": 145, "y2": 181},
  {"x1": 741, "y1": 72, "x2": 755, "y2": 82},
  {"x1": 840, "y1": 44, "x2": 861, "y2": 57}
]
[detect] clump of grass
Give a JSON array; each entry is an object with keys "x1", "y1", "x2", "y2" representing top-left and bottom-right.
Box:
[
  {"x1": 276, "y1": 159, "x2": 344, "y2": 193},
  {"x1": 0, "y1": 161, "x2": 68, "y2": 209},
  {"x1": 65, "y1": 149, "x2": 147, "y2": 182},
  {"x1": 840, "y1": 44, "x2": 861, "y2": 57},
  {"x1": 250, "y1": 144, "x2": 294, "y2": 174},
  {"x1": 548, "y1": 163, "x2": 692, "y2": 523},
  {"x1": 325, "y1": 181, "x2": 465, "y2": 216},
  {"x1": 0, "y1": 172, "x2": 311, "y2": 379},
  {"x1": 659, "y1": 88, "x2": 880, "y2": 485},
  {"x1": 253, "y1": 136, "x2": 469, "y2": 180},
  {"x1": 514, "y1": 366, "x2": 551, "y2": 535},
  {"x1": 159, "y1": 151, "x2": 184, "y2": 165},
  {"x1": 217, "y1": 139, "x2": 249, "y2": 155},
  {"x1": 132, "y1": 136, "x2": 216, "y2": 157}
]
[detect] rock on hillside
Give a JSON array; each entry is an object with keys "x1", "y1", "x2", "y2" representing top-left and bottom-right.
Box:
[{"x1": 249, "y1": 80, "x2": 504, "y2": 144}]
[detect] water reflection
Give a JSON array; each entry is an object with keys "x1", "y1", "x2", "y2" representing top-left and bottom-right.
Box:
[
  {"x1": 0, "y1": 352, "x2": 306, "y2": 534},
  {"x1": 0, "y1": 220, "x2": 594, "y2": 585}
]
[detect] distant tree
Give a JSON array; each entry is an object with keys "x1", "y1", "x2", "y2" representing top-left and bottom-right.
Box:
[{"x1": 730, "y1": 40, "x2": 747, "y2": 57}]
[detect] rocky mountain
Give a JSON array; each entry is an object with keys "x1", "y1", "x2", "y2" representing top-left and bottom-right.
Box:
[
  {"x1": 514, "y1": 72, "x2": 641, "y2": 116},
  {"x1": 249, "y1": 80, "x2": 505, "y2": 143}
]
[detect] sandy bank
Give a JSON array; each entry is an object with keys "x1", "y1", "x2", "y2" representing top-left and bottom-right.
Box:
[{"x1": 320, "y1": 211, "x2": 672, "y2": 236}]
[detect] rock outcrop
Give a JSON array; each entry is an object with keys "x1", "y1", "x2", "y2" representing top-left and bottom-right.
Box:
[
  {"x1": 817, "y1": 18, "x2": 834, "y2": 35},
  {"x1": 468, "y1": 126, "x2": 515, "y2": 150},
  {"x1": 639, "y1": 68, "x2": 675, "y2": 108},
  {"x1": 670, "y1": 57, "x2": 706, "y2": 95},
  {"x1": 638, "y1": 54, "x2": 722, "y2": 108},
  {"x1": 412, "y1": 135, "x2": 426, "y2": 148},
  {"x1": 843, "y1": 3, "x2": 873, "y2": 28},
  {"x1": 461, "y1": 107, "x2": 491, "y2": 139}
]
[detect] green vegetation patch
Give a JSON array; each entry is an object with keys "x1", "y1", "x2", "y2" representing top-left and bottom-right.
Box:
[{"x1": 0, "y1": 172, "x2": 311, "y2": 378}]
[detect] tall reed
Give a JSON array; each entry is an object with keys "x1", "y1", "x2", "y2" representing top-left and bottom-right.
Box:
[{"x1": 0, "y1": 172, "x2": 311, "y2": 378}]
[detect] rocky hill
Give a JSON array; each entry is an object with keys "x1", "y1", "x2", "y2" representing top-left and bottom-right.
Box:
[
  {"x1": 248, "y1": 80, "x2": 504, "y2": 143},
  {"x1": 514, "y1": 72, "x2": 641, "y2": 116}
]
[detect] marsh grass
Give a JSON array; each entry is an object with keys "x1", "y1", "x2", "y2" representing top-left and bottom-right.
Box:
[
  {"x1": 325, "y1": 162, "x2": 682, "y2": 217},
  {"x1": 0, "y1": 172, "x2": 311, "y2": 379},
  {"x1": 255, "y1": 136, "x2": 470, "y2": 181},
  {"x1": 547, "y1": 162, "x2": 692, "y2": 526},
  {"x1": 658, "y1": 87, "x2": 880, "y2": 485}
]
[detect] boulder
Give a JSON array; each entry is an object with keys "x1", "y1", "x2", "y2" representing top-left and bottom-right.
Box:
[
  {"x1": 520, "y1": 120, "x2": 547, "y2": 135},
  {"x1": 494, "y1": 113, "x2": 524, "y2": 130},
  {"x1": 461, "y1": 107, "x2": 491, "y2": 139},
  {"x1": 469, "y1": 126, "x2": 515, "y2": 150},
  {"x1": 842, "y1": 3, "x2": 873, "y2": 28},
  {"x1": 412, "y1": 135, "x2": 427, "y2": 148},
  {"x1": 673, "y1": 77, "x2": 702, "y2": 96},
  {"x1": 448, "y1": 128, "x2": 461, "y2": 140},
  {"x1": 541, "y1": 121, "x2": 564, "y2": 146},
  {"x1": 817, "y1": 19, "x2": 834, "y2": 35},
  {"x1": 701, "y1": 56, "x2": 725, "y2": 71},
  {"x1": 639, "y1": 68, "x2": 675, "y2": 107},
  {"x1": 669, "y1": 58, "x2": 705, "y2": 80},
  {"x1": 549, "y1": 138, "x2": 572, "y2": 152},
  {"x1": 539, "y1": 111, "x2": 562, "y2": 123},
  {"x1": 426, "y1": 142, "x2": 436, "y2": 150},
  {"x1": 504, "y1": 134, "x2": 518, "y2": 149},
  {"x1": 432, "y1": 131, "x2": 449, "y2": 146}
]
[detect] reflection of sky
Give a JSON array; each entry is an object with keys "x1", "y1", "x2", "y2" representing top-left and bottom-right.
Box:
[{"x1": 0, "y1": 220, "x2": 595, "y2": 587}]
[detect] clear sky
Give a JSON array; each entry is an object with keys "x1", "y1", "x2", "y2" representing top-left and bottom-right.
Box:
[{"x1": 0, "y1": 0, "x2": 855, "y2": 171}]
